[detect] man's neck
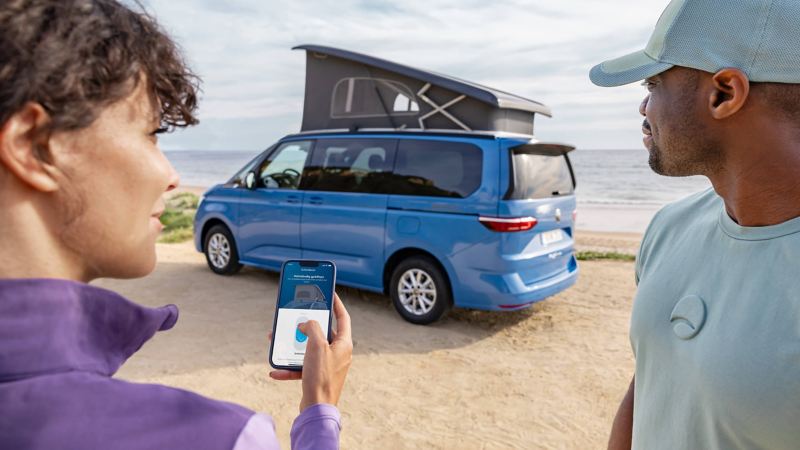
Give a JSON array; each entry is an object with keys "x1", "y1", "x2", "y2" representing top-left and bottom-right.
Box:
[{"x1": 709, "y1": 138, "x2": 800, "y2": 227}]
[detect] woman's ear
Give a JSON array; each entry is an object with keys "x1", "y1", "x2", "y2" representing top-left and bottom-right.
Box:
[
  {"x1": 0, "y1": 102, "x2": 60, "y2": 192},
  {"x1": 708, "y1": 68, "x2": 750, "y2": 120}
]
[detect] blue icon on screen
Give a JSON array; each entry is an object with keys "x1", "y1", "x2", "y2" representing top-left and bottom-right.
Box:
[{"x1": 295, "y1": 326, "x2": 308, "y2": 343}]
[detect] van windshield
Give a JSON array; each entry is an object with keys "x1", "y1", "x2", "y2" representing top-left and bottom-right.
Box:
[{"x1": 508, "y1": 152, "x2": 574, "y2": 200}]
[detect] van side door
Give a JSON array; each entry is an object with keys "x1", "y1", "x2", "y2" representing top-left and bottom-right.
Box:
[
  {"x1": 237, "y1": 140, "x2": 313, "y2": 269},
  {"x1": 299, "y1": 137, "x2": 397, "y2": 290}
]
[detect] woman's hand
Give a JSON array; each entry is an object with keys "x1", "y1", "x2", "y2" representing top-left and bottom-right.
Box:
[{"x1": 269, "y1": 294, "x2": 353, "y2": 412}]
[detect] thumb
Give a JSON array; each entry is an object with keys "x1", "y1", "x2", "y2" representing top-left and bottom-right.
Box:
[{"x1": 298, "y1": 320, "x2": 326, "y2": 343}]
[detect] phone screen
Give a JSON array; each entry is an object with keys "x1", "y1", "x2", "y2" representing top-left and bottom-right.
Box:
[{"x1": 270, "y1": 260, "x2": 335, "y2": 369}]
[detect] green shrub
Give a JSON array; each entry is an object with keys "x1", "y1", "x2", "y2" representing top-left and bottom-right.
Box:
[
  {"x1": 576, "y1": 251, "x2": 636, "y2": 262},
  {"x1": 166, "y1": 192, "x2": 200, "y2": 210},
  {"x1": 160, "y1": 209, "x2": 193, "y2": 232},
  {"x1": 159, "y1": 227, "x2": 194, "y2": 243},
  {"x1": 158, "y1": 192, "x2": 199, "y2": 243}
]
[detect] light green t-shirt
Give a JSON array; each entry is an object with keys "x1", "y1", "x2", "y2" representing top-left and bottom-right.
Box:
[{"x1": 631, "y1": 188, "x2": 800, "y2": 450}]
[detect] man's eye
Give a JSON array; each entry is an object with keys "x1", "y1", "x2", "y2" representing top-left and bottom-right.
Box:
[
  {"x1": 150, "y1": 126, "x2": 169, "y2": 136},
  {"x1": 641, "y1": 80, "x2": 657, "y2": 91}
]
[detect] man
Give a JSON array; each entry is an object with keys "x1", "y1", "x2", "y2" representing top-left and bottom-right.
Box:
[{"x1": 590, "y1": 0, "x2": 800, "y2": 449}]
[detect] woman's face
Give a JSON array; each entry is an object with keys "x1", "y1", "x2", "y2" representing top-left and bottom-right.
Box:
[{"x1": 49, "y1": 80, "x2": 179, "y2": 280}]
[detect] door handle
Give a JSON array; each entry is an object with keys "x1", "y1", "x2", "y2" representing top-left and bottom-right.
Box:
[
  {"x1": 286, "y1": 196, "x2": 301, "y2": 204},
  {"x1": 308, "y1": 196, "x2": 323, "y2": 205}
]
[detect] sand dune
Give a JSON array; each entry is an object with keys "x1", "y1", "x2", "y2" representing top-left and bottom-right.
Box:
[{"x1": 97, "y1": 238, "x2": 638, "y2": 449}]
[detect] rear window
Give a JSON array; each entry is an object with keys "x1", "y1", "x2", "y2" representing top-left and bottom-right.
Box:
[
  {"x1": 386, "y1": 140, "x2": 483, "y2": 198},
  {"x1": 508, "y1": 152, "x2": 574, "y2": 200}
]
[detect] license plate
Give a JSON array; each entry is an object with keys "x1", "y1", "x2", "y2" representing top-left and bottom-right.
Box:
[{"x1": 540, "y1": 229, "x2": 564, "y2": 246}]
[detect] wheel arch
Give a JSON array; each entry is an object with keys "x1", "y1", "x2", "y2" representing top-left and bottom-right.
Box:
[
  {"x1": 383, "y1": 247, "x2": 454, "y2": 303},
  {"x1": 199, "y1": 217, "x2": 234, "y2": 252}
]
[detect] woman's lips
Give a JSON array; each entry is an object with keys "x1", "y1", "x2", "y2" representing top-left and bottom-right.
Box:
[{"x1": 150, "y1": 210, "x2": 164, "y2": 231}]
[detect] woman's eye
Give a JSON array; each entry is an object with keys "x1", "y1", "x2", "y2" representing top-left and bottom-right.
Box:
[{"x1": 150, "y1": 126, "x2": 168, "y2": 136}]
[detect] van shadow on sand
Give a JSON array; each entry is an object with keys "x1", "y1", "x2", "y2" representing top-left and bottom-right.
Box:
[{"x1": 98, "y1": 259, "x2": 555, "y2": 379}]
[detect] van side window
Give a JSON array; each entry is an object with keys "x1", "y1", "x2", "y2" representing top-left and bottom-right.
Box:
[
  {"x1": 302, "y1": 139, "x2": 396, "y2": 193},
  {"x1": 388, "y1": 140, "x2": 482, "y2": 198},
  {"x1": 257, "y1": 141, "x2": 312, "y2": 189},
  {"x1": 229, "y1": 147, "x2": 271, "y2": 188}
]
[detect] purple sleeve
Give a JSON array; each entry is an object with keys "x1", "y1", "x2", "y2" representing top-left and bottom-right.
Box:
[
  {"x1": 232, "y1": 413, "x2": 280, "y2": 450},
  {"x1": 290, "y1": 404, "x2": 342, "y2": 450}
]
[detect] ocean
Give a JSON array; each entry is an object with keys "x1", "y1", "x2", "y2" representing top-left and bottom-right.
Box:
[
  {"x1": 569, "y1": 149, "x2": 710, "y2": 207},
  {"x1": 165, "y1": 149, "x2": 712, "y2": 232}
]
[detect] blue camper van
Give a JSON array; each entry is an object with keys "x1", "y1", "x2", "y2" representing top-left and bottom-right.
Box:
[{"x1": 194, "y1": 46, "x2": 578, "y2": 324}]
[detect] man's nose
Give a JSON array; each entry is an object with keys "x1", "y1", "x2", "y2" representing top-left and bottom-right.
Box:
[{"x1": 639, "y1": 95, "x2": 649, "y2": 116}]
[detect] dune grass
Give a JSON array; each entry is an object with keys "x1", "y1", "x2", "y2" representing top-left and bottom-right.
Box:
[
  {"x1": 155, "y1": 192, "x2": 642, "y2": 257},
  {"x1": 575, "y1": 251, "x2": 636, "y2": 262},
  {"x1": 158, "y1": 192, "x2": 198, "y2": 244}
]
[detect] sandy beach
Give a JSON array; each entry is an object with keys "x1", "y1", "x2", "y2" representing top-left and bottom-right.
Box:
[{"x1": 95, "y1": 229, "x2": 639, "y2": 449}]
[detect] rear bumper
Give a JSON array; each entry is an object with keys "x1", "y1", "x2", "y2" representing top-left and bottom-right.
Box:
[{"x1": 451, "y1": 254, "x2": 579, "y2": 311}]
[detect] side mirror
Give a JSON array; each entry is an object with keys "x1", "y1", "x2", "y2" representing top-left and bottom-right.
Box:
[{"x1": 245, "y1": 171, "x2": 256, "y2": 190}]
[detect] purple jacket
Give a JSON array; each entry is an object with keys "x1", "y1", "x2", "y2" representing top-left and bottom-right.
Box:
[{"x1": 0, "y1": 279, "x2": 341, "y2": 450}]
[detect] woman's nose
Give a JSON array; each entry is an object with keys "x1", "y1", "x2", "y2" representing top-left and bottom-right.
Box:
[{"x1": 165, "y1": 161, "x2": 180, "y2": 192}]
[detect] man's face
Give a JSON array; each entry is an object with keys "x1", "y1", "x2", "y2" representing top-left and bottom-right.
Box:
[
  {"x1": 640, "y1": 67, "x2": 722, "y2": 176},
  {"x1": 49, "y1": 80, "x2": 179, "y2": 279}
]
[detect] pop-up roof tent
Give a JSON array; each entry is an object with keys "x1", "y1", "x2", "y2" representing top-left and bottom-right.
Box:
[{"x1": 293, "y1": 45, "x2": 555, "y2": 137}]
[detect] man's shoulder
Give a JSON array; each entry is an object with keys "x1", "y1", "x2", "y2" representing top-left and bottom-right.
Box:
[
  {"x1": 635, "y1": 188, "x2": 719, "y2": 282},
  {"x1": 650, "y1": 188, "x2": 720, "y2": 231}
]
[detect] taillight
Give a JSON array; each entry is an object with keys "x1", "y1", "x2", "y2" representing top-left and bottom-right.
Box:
[
  {"x1": 572, "y1": 209, "x2": 577, "y2": 223},
  {"x1": 479, "y1": 216, "x2": 538, "y2": 232}
]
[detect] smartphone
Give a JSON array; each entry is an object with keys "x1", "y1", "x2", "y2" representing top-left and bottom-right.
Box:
[{"x1": 269, "y1": 260, "x2": 336, "y2": 371}]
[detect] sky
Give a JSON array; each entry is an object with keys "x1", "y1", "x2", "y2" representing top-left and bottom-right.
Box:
[{"x1": 140, "y1": 0, "x2": 670, "y2": 151}]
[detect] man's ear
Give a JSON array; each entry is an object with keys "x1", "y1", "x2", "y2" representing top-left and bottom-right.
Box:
[
  {"x1": 708, "y1": 68, "x2": 750, "y2": 120},
  {"x1": 0, "y1": 102, "x2": 59, "y2": 192}
]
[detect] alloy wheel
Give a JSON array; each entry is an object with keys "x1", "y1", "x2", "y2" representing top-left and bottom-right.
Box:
[
  {"x1": 208, "y1": 233, "x2": 231, "y2": 269},
  {"x1": 397, "y1": 268, "x2": 437, "y2": 316}
]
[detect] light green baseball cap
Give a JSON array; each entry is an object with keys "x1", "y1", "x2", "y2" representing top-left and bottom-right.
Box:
[{"x1": 590, "y1": 0, "x2": 800, "y2": 87}]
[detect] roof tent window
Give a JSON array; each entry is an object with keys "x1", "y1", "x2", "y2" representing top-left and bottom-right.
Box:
[
  {"x1": 331, "y1": 77, "x2": 419, "y2": 118},
  {"x1": 393, "y1": 93, "x2": 419, "y2": 113}
]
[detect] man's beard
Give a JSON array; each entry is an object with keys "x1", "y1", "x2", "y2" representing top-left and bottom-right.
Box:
[
  {"x1": 646, "y1": 127, "x2": 722, "y2": 177},
  {"x1": 648, "y1": 141, "x2": 671, "y2": 176}
]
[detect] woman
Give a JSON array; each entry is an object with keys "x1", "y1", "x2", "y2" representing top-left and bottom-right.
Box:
[{"x1": 0, "y1": 1, "x2": 352, "y2": 449}]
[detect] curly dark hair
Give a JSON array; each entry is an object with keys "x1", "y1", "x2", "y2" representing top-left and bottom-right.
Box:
[{"x1": 0, "y1": 0, "x2": 200, "y2": 138}]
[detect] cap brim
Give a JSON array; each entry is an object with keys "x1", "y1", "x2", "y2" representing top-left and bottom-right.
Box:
[{"x1": 590, "y1": 50, "x2": 674, "y2": 87}]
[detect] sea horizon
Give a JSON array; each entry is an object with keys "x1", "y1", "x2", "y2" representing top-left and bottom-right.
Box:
[{"x1": 165, "y1": 148, "x2": 712, "y2": 233}]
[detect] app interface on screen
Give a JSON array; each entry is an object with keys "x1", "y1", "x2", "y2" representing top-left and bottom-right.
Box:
[{"x1": 272, "y1": 261, "x2": 334, "y2": 367}]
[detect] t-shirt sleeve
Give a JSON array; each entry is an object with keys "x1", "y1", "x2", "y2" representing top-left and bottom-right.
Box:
[
  {"x1": 232, "y1": 413, "x2": 280, "y2": 450},
  {"x1": 635, "y1": 207, "x2": 667, "y2": 286},
  {"x1": 290, "y1": 404, "x2": 342, "y2": 450}
]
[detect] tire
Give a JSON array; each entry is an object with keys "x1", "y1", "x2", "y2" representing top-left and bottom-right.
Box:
[
  {"x1": 204, "y1": 225, "x2": 242, "y2": 275},
  {"x1": 390, "y1": 256, "x2": 451, "y2": 325}
]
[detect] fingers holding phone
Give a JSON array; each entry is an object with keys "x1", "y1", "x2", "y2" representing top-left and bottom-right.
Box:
[
  {"x1": 269, "y1": 260, "x2": 336, "y2": 370},
  {"x1": 297, "y1": 294, "x2": 353, "y2": 412},
  {"x1": 267, "y1": 260, "x2": 352, "y2": 411}
]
